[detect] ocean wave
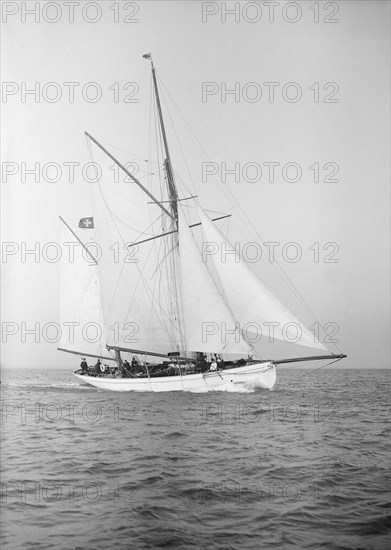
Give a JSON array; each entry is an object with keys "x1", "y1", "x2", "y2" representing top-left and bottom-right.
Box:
[{"x1": 1, "y1": 368, "x2": 390, "y2": 550}]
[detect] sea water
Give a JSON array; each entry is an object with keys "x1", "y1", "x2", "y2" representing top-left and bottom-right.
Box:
[{"x1": 1, "y1": 367, "x2": 390, "y2": 550}]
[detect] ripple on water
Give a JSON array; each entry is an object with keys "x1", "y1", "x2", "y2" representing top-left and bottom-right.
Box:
[{"x1": 1, "y1": 367, "x2": 390, "y2": 550}]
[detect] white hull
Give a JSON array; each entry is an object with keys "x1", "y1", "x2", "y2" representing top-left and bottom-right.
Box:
[{"x1": 73, "y1": 362, "x2": 276, "y2": 392}]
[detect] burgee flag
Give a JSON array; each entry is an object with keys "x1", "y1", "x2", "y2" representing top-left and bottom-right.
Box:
[{"x1": 79, "y1": 217, "x2": 94, "y2": 229}]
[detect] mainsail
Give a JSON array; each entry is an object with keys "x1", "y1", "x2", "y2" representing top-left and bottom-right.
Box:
[
  {"x1": 86, "y1": 136, "x2": 185, "y2": 355},
  {"x1": 198, "y1": 207, "x2": 327, "y2": 351}
]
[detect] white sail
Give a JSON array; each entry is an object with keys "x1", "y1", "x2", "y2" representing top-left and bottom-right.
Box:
[
  {"x1": 178, "y1": 205, "x2": 252, "y2": 355},
  {"x1": 87, "y1": 136, "x2": 184, "y2": 354},
  {"x1": 198, "y1": 208, "x2": 327, "y2": 351},
  {"x1": 59, "y1": 219, "x2": 111, "y2": 358},
  {"x1": 64, "y1": 56, "x2": 346, "y2": 393}
]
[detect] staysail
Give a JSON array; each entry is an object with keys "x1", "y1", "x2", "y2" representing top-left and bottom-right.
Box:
[
  {"x1": 198, "y1": 208, "x2": 327, "y2": 351},
  {"x1": 178, "y1": 205, "x2": 252, "y2": 355}
]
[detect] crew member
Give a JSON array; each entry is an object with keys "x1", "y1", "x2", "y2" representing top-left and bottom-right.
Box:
[
  {"x1": 217, "y1": 355, "x2": 225, "y2": 369},
  {"x1": 94, "y1": 359, "x2": 102, "y2": 375},
  {"x1": 80, "y1": 358, "x2": 89, "y2": 375},
  {"x1": 123, "y1": 359, "x2": 131, "y2": 377},
  {"x1": 210, "y1": 359, "x2": 217, "y2": 371}
]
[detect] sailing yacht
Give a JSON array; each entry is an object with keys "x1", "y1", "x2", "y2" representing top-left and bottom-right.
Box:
[{"x1": 58, "y1": 54, "x2": 346, "y2": 392}]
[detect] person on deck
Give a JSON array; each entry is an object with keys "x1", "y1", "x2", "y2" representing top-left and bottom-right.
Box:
[
  {"x1": 131, "y1": 356, "x2": 139, "y2": 369},
  {"x1": 80, "y1": 358, "x2": 89, "y2": 375},
  {"x1": 199, "y1": 354, "x2": 208, "y2": 373},
  {"x1": 217, "y1": 355, "x2": 225, "y2": 369},
  {"x1": 94, "y1": 359, "x2": 102, "y2": 375},
  {"x1": 123, "y1": 359, "x2": 131, "y2": 378},
  {"x1": 210, "y1": 359, "x2": 218, "y2": 371}
]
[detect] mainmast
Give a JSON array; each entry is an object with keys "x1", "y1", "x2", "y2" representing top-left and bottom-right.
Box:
[
  {"x1": 144, "y1": 53, "x2": 178, "y2": 220},
  {"x1": 143, "y1": 53, "x2": 184, "y2": 354}
]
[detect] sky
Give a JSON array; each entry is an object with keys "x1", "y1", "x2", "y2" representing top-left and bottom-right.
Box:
[{"x1": 1, "y1": 0, "x2": 390, "y2": 368}]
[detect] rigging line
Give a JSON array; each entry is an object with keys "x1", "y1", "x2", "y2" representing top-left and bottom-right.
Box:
[
  {"x1": 151, "y1": 237, "x2": 167, "y2": 336},
  {"x1": 88, "y1": 152, "x2": 133, "y2": 247},
  {"x1": 157, "y1": 76, "x2": 201, "y2": 194},
  {"x1": 154, "y1": 83, "x2": 201, "y2": 208},
  {"x1": 71, "y1": 267, "x2": 100, "y2": 320},
  {"x1": 169, "y1": 168, "x2": 197, "y2": 201},
  {"x1": 150, "y1": 241, "x2": 176, "y2": 278},
  {"x1": 90, "y1": 199, "x2": 139, "y2": 329},
  {"x1": 158, "y1": 85, "x2": 341, "y2": 355},
  {"x1": 120, "y1": 249, "x2": 153, "y2": 330},
  {"x1": 110, "y1": 235, "x2": 180, "y2": 349},
  {"x1": 59, "y1": 226, "x2": 106, "y2": 350},
  {"x1": 110, "y1": 206, "x2": 173, "y2": 342},
  {"x1": 86, "y1": 156, "x2": 107, "y2": 355},
  {"x1": 149, "y1": 220, "x2": 183, "y2": 345},
  {"x1": 149, "y1": 72, "x2": 165, "y2": 198},
  {"x1": 157, "y1": 73, "x2": 197, "y2": 196},
  {"x1": 86, "y1": 140, "x2": 153, "y2": 329},
  {"x1": 100, "y1": 142, "x2": 163, "y2": 167},
  {"x1": 160, "y1": 209, "x2": 184, "y2": 346},
  {"x1": 127, "y1": 168, "x2": 159, "y2": 178},
  {"x1": 183, "y1": 204, "x2": 232, "y2": 219},
  {"x1": 157, "y1": 216, "x2": 181, "y2": 343},
  {"x1": 87, "y1": 139, "x2": 167, "y2": 243},
  {"x1": 147, "y1": 171, "x2": 179, "y2": 346},
  {"x1": 148, "y1": 73, "x2": 154, "y2": 193},
  {"x1": 159, "y1": 80, "x2": 302, "y2": 272},
  {"x1": 191, "y1": 206, "x2": 259, "y2": 360},
  {"x1": 181, "y1": 205, "x2": 258, "y2": 359},
  {"x1": 149, "y1": 95, "x2": 174, "y2": 345},
  {"x1": 100, "y1": 204, "x2": 159, "y2": 236},
  {"x1": 152, "y1": 79, "x2": 167, "y2": 208},
  {"x1": 294, "y1": 358, "x2": 343, "y2": 380},
  {"x1": 156, "y1": 252, "x2": 172, "y2": 341},
  {"x1": 128, "y1": 215, "x2": 232, "y2": 248},
  {"x1": 132, "y1": 213, "x2": 165, "y2": 243},
  {"x1": 151, "y1": 78, "x2": 185, "y2": 350},
  {"x1": 150, "y1": 74, "x2": 161, "y2": 190},
  {"x1": 106, "y1": 260, "x2": 128, "y2": 327},
  {"x1": 59, "y1": 216, "x2": 97, "y2": 265},
  {"x1": 85, "y1": 131, "x2": 174, "y2": 221},
  {"x1": 170, "y1": 231, "x2": 186, "y2": 350},
  {"x1": 62, "y1": 268, "x2": 105, "y2": 356},
  {"x1": 132, "y1": 220, "x2": 184, "y2": 346},
  {"x1": 140, "y1": 263, "x2": 184, "y2": 348}
]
